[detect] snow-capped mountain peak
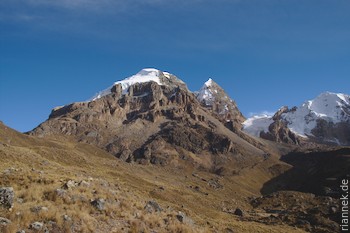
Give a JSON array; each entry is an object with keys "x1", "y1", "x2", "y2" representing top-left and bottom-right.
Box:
[
  {"x1": 196, "y1": 78, "x2": 245, "y2": 125},
  {"x1": 115, "y1": 68, "x2": 162, "y2": 92},
  {"x1": 204, "y1": 78, "x2": 213, "y2": 87},
  {"x1": 90, "y1": 68, "x2": 178, "y2": 101},
  {"x1": 305, "y1": 92, "x2": 350, "y2": 121}
]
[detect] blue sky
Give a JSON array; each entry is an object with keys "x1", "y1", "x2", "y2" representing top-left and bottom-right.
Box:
[{"x1": 1, "y1": 0, "x2": 349, "y2": 132}]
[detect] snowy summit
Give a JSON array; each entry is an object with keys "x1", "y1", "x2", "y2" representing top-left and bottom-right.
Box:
[
  {"x1": 90, "y1": 68, "x2": 172, "y2": 101},
  {"x1": 195, "y1": 78, "x2": 245, "y2": 124}
]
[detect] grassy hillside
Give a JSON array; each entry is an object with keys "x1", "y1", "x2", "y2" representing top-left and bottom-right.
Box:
[{"x1": 0, "y1": 122, "x2": 306, "y2": 232}]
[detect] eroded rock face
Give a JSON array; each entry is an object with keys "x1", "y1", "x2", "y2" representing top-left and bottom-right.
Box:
[
  {"x1": 29, "y1": 73, "x2": 265, "y2": 171},
  {"x1": 261, "y1": 121, "x2": 300, "y2": 145}
]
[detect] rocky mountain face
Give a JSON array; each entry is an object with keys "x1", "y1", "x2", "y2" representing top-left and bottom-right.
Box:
[
  {"x1": 243, "y1": 92, "x2": 350, "y2": 146},
  {"x1": 196, "y1": 78, "x2": 245, "y2": 131},
  {"x1": 29, "y1": 69, "x2": 265, "y2": 171}
]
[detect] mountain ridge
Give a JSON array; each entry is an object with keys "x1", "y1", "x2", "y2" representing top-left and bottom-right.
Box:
[{"x1": 29, "y1": 68, "x2": 267, "y2": 172}]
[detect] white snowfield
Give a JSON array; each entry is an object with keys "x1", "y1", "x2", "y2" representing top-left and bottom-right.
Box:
[
  {"x1": 90, "y1": 68, "x2": 166, "y2": 101},
  {"x1": 243, "y1": 92, "x2": 350, "y2": 138},
  {"x1": 242, "y1": 114, "x2": 274, "y2": 137}
]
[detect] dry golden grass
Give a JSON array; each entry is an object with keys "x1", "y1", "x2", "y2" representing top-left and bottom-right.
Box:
[{"x1": 0, "y1": 123, "x2": 306, "y2": 233}]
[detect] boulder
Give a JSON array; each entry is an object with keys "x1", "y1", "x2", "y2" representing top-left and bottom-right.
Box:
[
  {"x1": 63, "y1": 180, "x2": 77, "y2": 190},
  {"x1": 118, "y1": 149, "x2": 132, "y2": 161},
  {"x1": 176, "y1": 212, "x2": 194, "y2": 225},
  {"x1": 234, "y1": 208, "x2": 244, "y2": 217},
  {"x1": 78, "y1": 180, "x2": 90, "y2": 187},
  {"x1": 0, "y1": 217, "x2": 11, "y2": 226},
  {"x1": 0, "y1": 187, "x2": 14, "y2": 209},
  {"x1": 55, "y1": 189, "x2": 67, "y2": 198},
  {"x1": 30, "y1": 222, "x2": 44, "y2": 230},
  {"x1": 91, "y1": 198, "x2": 105, "y2": 211},
  {"x1": 144, "y1": 200, "x2": 162, "y2": 213},
  {"x1": 63, "y1": 214, "x2": 72, "y2": 222}
]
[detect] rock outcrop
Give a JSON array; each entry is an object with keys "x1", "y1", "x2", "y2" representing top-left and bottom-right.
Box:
[{"x1": 260, "y1": 107, "x2": 300, "y2": 145}]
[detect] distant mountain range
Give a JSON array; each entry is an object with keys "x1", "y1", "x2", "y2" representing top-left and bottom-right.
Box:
[{"x1": 243, "y1": 92, "x2": 350, "y2": 146}]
